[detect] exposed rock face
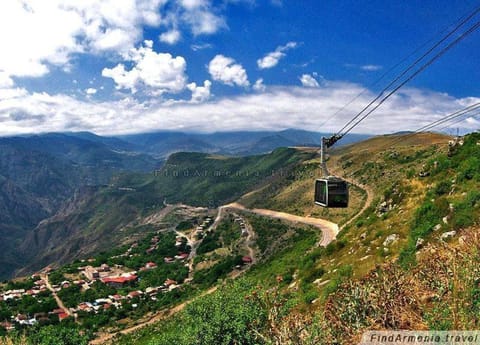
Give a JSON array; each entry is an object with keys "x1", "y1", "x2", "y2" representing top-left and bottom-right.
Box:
[{"x1": 383, "y1": 234, "x2": 399, "y2": 247}]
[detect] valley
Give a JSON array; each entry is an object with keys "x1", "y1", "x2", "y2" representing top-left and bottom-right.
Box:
[{"x1": 1, "y1": 131, "x2": 480, "y2": 345}]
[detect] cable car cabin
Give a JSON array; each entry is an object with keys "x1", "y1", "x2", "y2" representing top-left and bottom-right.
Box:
[{"x1": 314, "y1": 177, "x2": 349, "y2": 208}]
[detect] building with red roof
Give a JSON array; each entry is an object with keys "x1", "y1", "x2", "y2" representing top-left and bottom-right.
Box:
[{"x1": 101, "y1": 275, "x2": 137, "y2": 288}]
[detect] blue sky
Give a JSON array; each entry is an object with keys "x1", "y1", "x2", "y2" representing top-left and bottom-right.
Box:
[{"x1": 0, "y1": 0, "x2": 479, "y2": 136}]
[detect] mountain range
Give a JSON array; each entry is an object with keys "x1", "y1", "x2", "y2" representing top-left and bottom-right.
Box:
[{"x1": 0, "y1": 129, "x2": 369, "y2": 279}]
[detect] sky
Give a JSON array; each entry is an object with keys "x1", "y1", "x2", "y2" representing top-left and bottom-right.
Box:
[{"x1": 0, "y1": 0, "x2": 479, "y2": 136}]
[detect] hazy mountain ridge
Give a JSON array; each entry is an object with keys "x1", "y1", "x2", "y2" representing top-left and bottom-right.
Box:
[{"x1": 15, "y1": 147, "x2": 316, "y2": 277}]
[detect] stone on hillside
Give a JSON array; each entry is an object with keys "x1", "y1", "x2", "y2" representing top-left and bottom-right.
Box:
[
  {"x1": 433, "y1": 224, "x2": 442, "y2": 231},
  {"x1": 441, "y1": 231, "x2": 456, "y2": 241},
  {"x1": 416, "y1": 238, "x2": 425, "y2": 249},
  {"x1": 383, "y1": 234, "x2": 399, "y2": 247},
  {"x1": 442, "y1": 216, "x2": 449, "y2": 224},
  {"x1": 360, "y1": 232, "x2": 367, "y2": 240}
]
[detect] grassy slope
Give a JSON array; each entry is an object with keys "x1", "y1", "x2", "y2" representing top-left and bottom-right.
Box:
[{"x1": 113, "y1": 131, "x2": 480, "y2": 344}]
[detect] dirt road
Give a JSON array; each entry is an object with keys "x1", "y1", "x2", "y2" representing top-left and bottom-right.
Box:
[
  {"x1": 42, "y1": 274, "x2": 72, "y2": 317},
  {"x1": 224, "y1": 203, "x2": 339, "y2": 246}
]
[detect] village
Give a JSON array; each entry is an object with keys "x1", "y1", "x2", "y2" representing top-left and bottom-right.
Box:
[{"x1": 0, "y1": 209, "x2": 254, "y2": 332}]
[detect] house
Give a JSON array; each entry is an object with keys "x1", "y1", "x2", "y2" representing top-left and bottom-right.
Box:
[
  {"x1": 34, "y1": 312, "x2": 48, "y2": 320},
  {"x1": 127, "y1": 290, "x2": 143, "y2": 299},
  {"x1": 242, "y1": 256, "x2": 253, "y2": 264},
  {"x1": 175, "y1": 253, "x2": 189, "y2": 260},
  {"x1": 84, "y1": 266, "x2": 100, "y2": 280},
  {"x1": 145, "y1": 262, "x2": 157, "y2": 270},
  {"x1": 51, "y1": 308, "x2": 64, "y2": 315},
  {"x1": 58, "y1": 312, "x2": 70, "y2": 321},
  {"x1": 164, "y1": 279, "x2": 177, "y2": 287},
  {"x1": 109, "y1": 294, "x2": 124, "y2": 301},
  {"x1": 100, "y1": 263, "x2": 111, "y2": 272},
  {"x1": 15, "y1": 314, "x2": 27, "y2": 322},
  {"x1": 101, "y1": 275, "x2": 137, "y2": 288},
  {"x1": 77, "y1": 303, "x2": 93, "y2": 312},
  {"x1": 0, "y1": 321, "x2": 14, "y2": 331}
]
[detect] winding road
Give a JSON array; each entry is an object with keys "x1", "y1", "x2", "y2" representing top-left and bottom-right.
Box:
[{"x1": 223, "y1": 202, "x2": 339, "y2": 246}]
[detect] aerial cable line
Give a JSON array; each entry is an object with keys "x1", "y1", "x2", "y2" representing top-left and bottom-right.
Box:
[
  {"x1": 380, "y1": 102, "x2": 480, "y2": 149},
  {"x1": 318, "y1": 4, "x2": 480, "y2": 130},
  {"x1": 338, "y1": 19, "x2": 480, "y2": 138},
  {"x1": 335, "y1": 6, "x2": 480, "y2": 137},
  {"x1": 436, "y1": 113, "x2": 480, "y2": 132},
  {"x1": 414, "y1": 103, "x2": 480, "y2": 133}
]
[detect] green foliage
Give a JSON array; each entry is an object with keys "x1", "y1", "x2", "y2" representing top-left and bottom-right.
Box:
[
  {"x1": 48, "y1": 271, "x2": 66, "y2": 286},
  {"x1": 216, "y1": 216, "x2": 241, "y2": 247},
  {"x1": 196, "y1": 231, "x2": 221, "y2": 255},
  {"x1": 194, "y1": 256, "x2": 243, "y2": 287},
  {"x1": 322, "y1": 264, "x2": 353, "y2": 298},
  {"x1": 434, "y1": 181, "x2": 450, "y2": 196},
  {"x1": 247, "y1": 216, "x2": 290, "y2": 253},
  {"x1": 27, "y1": 325, "x2": 89, "y2": 345},
  {"x1": 176, "y1": 220, "x2": 194, "y2": 231},
  {"x1": 324, "y1": 239, "x2": 346, "y2": 256}
]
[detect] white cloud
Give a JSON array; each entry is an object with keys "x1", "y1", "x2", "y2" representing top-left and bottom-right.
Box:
[
  {"x1": 0, "y1": 72, "x2": 14, "y2": 89},
  {"x1": 191, "y1": 43, "x2": 213, "y2": 51},
  {"x1": 257, "y1": 41, "x2": 297, "y2": 69},
  {"x1": 208, "y1": 55, "x2": 249, "y2": 87},
  {"x1": 159, "y1": 29, "x2": 181, "y2": 44},
  {"x1": 85, "y1": 88, "x2": 97, "y2": 95},
  {"x1": 361, "y1": 64, "x2": 383, "y2": 71},
  {"x1": 253, "y1": 78, "x2": 266, "y2": 92},
  {"x1": 300, "y1": 74, "x2": 320, "y2": 88},
  {"x1": 177, "y1": 0, "x2": 226, "y2": 36},
  {"x1": 102, "y1": 40, "x2": 187, "y2": 94},
  {"x1": 0, "y1": 0, "x2": 229, "y2": 79},
  {"x1": 0, "y1": 81, "x2": 478, "y2": 136},
  {"x1": 0, "y1": 1, "x2": 169, "y2": 78},
  {"x1": 187, "y1": 80, "x2": 212, "y2": 102}
]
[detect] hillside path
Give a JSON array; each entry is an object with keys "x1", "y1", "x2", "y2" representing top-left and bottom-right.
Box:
[
  {"x1": 223, "y1": 203, "x2": 339, "y2": 246},
  {"x1": 327, "y1": 160, "x2": 374, "y2": 231}
]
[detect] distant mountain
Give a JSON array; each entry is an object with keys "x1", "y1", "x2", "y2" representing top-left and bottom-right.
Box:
[
  {"x1": 0, "y1": 133, "x2": 161, "y2": 278},
  {"x1": 17, "y1": 147, "x2": 317, "y2": 276},
  {"x1": 118, "y1": 129, "x2": 371, "y2": 158},
  {"x1": 0, "y1": 129, "x2": 368, "y2": 278}
]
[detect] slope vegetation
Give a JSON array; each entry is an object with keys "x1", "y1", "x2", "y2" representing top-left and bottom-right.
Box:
[{"x1": 17, "y1": 148, "x2": 316, "y2": 276}]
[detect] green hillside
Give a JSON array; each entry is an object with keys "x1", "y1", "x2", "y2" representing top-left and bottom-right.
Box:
[
  {"x1": 110, "y1": 132, "x2": 480, "y2": 345},
  {"x1": 17, "y1": 147, "x2": 316, "y2": 276},
  {"x1": 4, "y1": 132, "x2": 480, "y2": 345}
]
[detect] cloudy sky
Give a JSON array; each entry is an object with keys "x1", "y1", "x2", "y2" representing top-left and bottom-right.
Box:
[{"x1": 0, "y1": 0, "x2": 479, "y2": 136}]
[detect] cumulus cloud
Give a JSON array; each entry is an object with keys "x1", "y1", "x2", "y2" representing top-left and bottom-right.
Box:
[
  {"x1": 85, "y1": 88, "x2": 97, "y2": 95},
  {"x1": 187, "y1": 80, "x2": 212, "y2": 102},
  {"x1": 0, "y1": 0, "x2": 228, "y2": 79},
  {"x1": 0, "y1": 1, "x2": 168, "y2": 78},
  {"x1": 102, "y1": 40, "x2": 187, "y2": 94},
  {"x1": 208, "y1": 55, "x2": 249, "y2": 87},
  {"x1": 0, "y1": 72, "x2": 14, "y2": 89},
  {"x1": 179, "y1": 0, "x2": 226, "y2": 35},
  {"x1": 300, "y1": 74, "x2": 320, "y2": 88},
  {"x1": 0, "y1": 80, "x2": 478, "y2": 136},
  {"x1": 257, "y1": 41, "x2": 297, "y2": 69},
  {"x1": 159, "y1": 29, "x2": 181, "y2": 44},
  {"x1": 253, "y1": 78, "x2": 266, "y2": 92}
]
